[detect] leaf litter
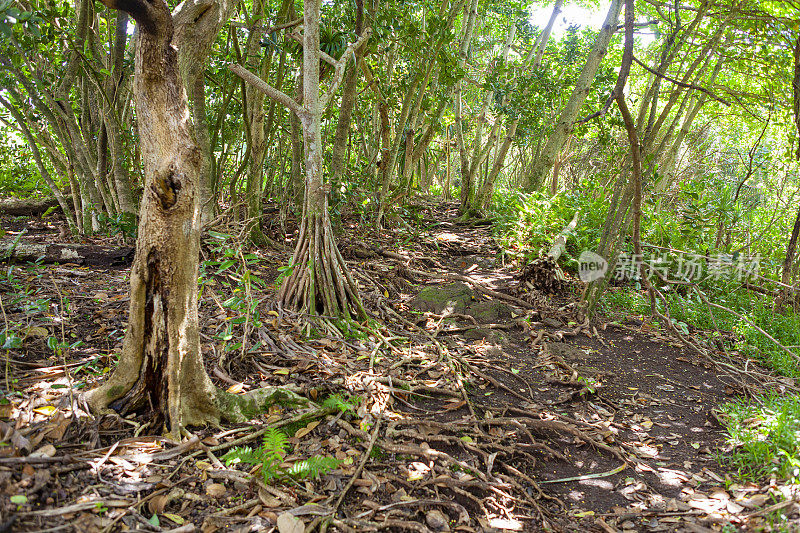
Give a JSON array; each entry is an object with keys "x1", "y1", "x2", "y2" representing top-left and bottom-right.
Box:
[{"x1": 0, "y1": 203, "x2": 797, "y2": 532}]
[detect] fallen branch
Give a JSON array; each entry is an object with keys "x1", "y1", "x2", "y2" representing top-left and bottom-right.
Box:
[
  {"x1": 0, "y1": 196, "x2": 65, "y2": 216},
  {"x1": 538, "y1": 463, "x2": 626, "y2": 484},
  {"x1": 0, "y1": 239, "x2": 134, "y2": 265}
]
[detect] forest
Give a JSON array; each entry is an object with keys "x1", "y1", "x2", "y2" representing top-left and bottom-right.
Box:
[{"x1": 0, "y1": 0, "x2": 799, "y2": 530}]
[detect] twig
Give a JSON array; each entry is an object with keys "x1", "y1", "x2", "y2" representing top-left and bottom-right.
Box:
[
  {"x1": 694, "y1": 289, "x2": 800, "y2": 363},
  {"x1": 538, "y1": 463, "x2": 626, "y2": 484},
  {"x1": 632, "y1": 55, "x2": 731, "y2": 105},
  {"x1": 322, "y1": 414, "x2": 383, "y2": 533}
]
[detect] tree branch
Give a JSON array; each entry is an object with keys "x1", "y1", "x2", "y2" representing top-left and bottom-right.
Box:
[
  {"x1": 285, "y1": 32, "x2": 338, "y2": 68},
  {"x1": 578, "y1": 0, "x2": 635, "y2": 124},
  {"x1": 320, "y1": 28, "x2": 372, "y2": 110},
  {"x1": 230, "y1": 16, "x2": 302, "y2": 34},
  {"x1": 228, "y1": 63, "x2": 304, "y2": 118},
  {"x1": 632, "y1": 55, "x2": 731, "y2": 106},
  {"x1": 96, "y1": 0, "x2": 157, "y2": 34}
]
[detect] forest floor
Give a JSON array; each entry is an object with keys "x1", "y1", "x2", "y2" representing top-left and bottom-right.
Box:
[{"x1": 1, "y1": 201, "x2": 798, "y2": 532}]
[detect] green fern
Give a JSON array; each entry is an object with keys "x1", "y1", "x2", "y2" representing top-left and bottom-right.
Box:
[
  {"x1": 322, "y1": 394, "x2": 361, "y2": 414},
  {"x1": 222, "y1": 427, "x2": 340, "y2": 482},
  {"x1": 287, "y1": 456, "x2": 342, "y2": 480},
  {"x1": 260, "y1": 428, "x2": 289, "y2": 480},
  {"x1": 221, "y1": 445, "x2": 260, "y2": 466}
]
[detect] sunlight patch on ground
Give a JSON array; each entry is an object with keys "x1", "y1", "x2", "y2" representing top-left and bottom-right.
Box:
[{"x1": 434, "y1": 231, "x2": 460, "y2": 243}]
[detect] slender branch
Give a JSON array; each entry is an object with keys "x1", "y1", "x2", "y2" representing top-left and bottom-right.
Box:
[
  {"x1": 319, "y1": 48, "x2": 337, "y2": 66},
  {"x1": 694, "y1": 289, "x2": 800, "y2": 363},
  {"x1": 632, "y1": 55, "x2": 731, "y2": 105},
  {"x1": 230, "y1": 16, "x2": 302, "y2": 34},
  {"x1": 228, "y1": 63, "x2": 304, "y2": 118},
  {"x1": 615, "y1": 19, "x2": 659, "y2": 30},
  {"x1": 320, "y1": 28, "x2": 372, "y2": 109},
  {"x1": 286, "y1": 32, "x2": 338, "y2": 67},
  {"x1": 578, "y1": 0, "x2": 635, "y2": 124}
]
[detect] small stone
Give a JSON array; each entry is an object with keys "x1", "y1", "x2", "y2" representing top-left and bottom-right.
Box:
[
  {"x1": 426, "y1": 509, "x2": 450, "y2": 531},
  {"x1": 206, "y1": 483, "x2": 226, "y2": 498}
]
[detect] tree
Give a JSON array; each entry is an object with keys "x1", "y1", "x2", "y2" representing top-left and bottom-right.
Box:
[
  {"x1": 524, "y1": 0, "x2": 622, "y2": 191},
  {"x1": 775, "y1": 32, "x2": 800, "y2": 312},
  {"x1": 85, "y1": 0, "x2": 221, "y2": 433},
  {"x1": 231, "y1": 0, "x2": 369, "y2": 320},
  {"x1": 0, "y1": 0, "x2": 136, "y2": 234}
]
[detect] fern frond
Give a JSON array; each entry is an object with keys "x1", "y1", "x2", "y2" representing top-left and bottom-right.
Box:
[
  {"x1": 222, "y1": 446, "x2": 261, "y2": 466},
  {"x1": 263, "y1": 427, "x2": 289, "y2": 455},
  {"x1": 323, "y1": 394, "x2": 360, "y2": 413},
  {"x1": 288, "y1": 456, "x2": 342, "y2": 480}
]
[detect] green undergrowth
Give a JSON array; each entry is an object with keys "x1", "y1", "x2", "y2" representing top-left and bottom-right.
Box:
[
  {"x1": 490, "y1": 184, "x2": 608, "y2": 268},
  {"x1": 601, "y1": 285, "x2": 800, "y2": 378},
  {"x1": 222, "y1": 427, "x2": 342, "y2": 482},
  {"x1": 718, "y1": 394, "x2": 800, "y2": 484},
  {"x1": 222, "y1": 395, "x2": 357, "y2": 483}
]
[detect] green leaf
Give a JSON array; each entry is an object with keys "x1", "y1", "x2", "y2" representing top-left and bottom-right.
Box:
[
  {"x1": 217, "y1": 259, "x2": 236, "y2": 272},
  {"x1": 207, "y1": 230, "x2": 230, "y2": 240},
  {"x1": 10, "y1": 495, "x2": 27, "y2": 505}
]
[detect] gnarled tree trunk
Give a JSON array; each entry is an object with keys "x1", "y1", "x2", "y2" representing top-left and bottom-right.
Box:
[{"x1": 86, "y1": 0, "x2": 219, "y2": 434}]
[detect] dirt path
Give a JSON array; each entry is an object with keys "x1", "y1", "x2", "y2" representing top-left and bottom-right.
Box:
[
  {"x1": 392, "y1": 203, "x2": 782, "y2": 531},
  {"x1": 0, "y1": 205, "x2": 792, "y2": 532}
]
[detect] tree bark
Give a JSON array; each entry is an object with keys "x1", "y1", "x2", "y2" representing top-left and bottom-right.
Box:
[
  {"x1": 0, "y1": 196, "x2": 67, "y2": 217},
  {"x1": 173, "y1": 0, "x2": 237, "y2": 227},
  {"x1": 775, "y1": 33, "x2": 800, "y2": 312},
  {"x1": 453, "y1": 0, "x2": 479, "y2": 210},
  {"x1": 85, "y1": 0, "x2": 219, "y2": 434},
  {"x1": 103, "y1": 12, "x2": 138, "y2": 227}
]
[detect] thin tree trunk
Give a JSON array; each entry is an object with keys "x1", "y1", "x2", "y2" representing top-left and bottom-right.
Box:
[
  {"x1": 330, "y1": 0, "x2": 365, "y2": 185},
  {"x1": 525, "y1": 0, "x2": 623, "y2": 191},
  {"x1": 0, "y1": 97, "x2": 77, "y2": 230},
  {"x1": 775, "y1": 33, "x2": 800, "y2": 312},
  {"x1": 467, "y1": 0, "x2": 562, "y2": 213},
  {"x1": 231, "y1": 1, "x2": 370, "y2": 318}
]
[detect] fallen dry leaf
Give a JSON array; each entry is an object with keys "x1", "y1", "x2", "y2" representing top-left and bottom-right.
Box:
[
  {"x1": 206, "y1": 483, "x2": 226, "y2": 498},
  {"x1": 277, "y1": 512, "x2": 304, "y2": 533}
]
